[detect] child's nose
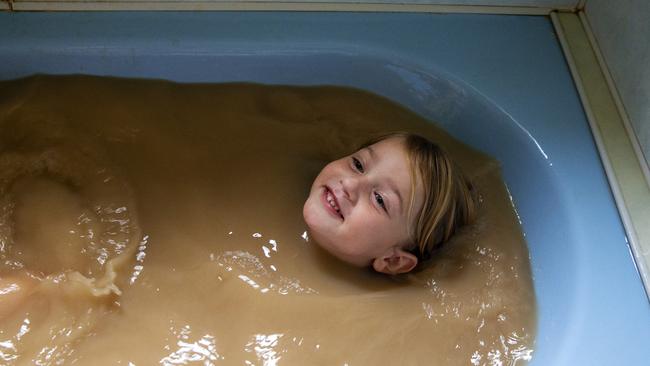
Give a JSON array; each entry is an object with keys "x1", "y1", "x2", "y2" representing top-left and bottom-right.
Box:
[{"x1": 341, "y1": 176, "x2": 365, "y2": 204}]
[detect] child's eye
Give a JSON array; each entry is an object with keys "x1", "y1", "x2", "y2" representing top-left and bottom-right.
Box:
[
  {"x1": 374, "y1": 192, "x2": 387, "y2": 212},
  {"x1": 352, "y1": 157, "x2": 364, "y2": 173}
]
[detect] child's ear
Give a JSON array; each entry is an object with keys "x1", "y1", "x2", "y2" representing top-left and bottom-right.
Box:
[{"x1": 372, "y1": 247, "x2": 418, "y2": 275}]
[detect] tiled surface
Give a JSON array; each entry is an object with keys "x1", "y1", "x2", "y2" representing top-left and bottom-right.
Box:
[{"x1": 585, "y1": 0, "x2": 650, "y2": 169}]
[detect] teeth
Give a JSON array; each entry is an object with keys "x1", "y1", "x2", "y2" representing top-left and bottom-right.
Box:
[{"x1": 326, "y1": 190, "x2": 340, "y2": 212}]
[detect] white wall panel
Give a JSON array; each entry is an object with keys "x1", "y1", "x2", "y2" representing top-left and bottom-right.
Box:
[{"x1": 586, "y1": 0, "x2": 650, "y2": 165}]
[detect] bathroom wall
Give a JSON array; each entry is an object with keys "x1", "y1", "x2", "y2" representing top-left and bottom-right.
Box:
[{"x1": 585, "y1": 0, "x2": 650, "y2": 166}]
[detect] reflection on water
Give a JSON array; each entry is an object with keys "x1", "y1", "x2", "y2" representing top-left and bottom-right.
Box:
[
  {"x1": 245, "y1": 333, "x2": 284, "y2": 366},
  {"x1": 161, "y1": 324, "x2": 223, "y2": 365},
  {"x1": 0, "y1": 75, "x2": 536, "y2": 365},
  {"x1": 129, "y1": 235, "x2": 149, "y2": 285},
  {"x1": 216, "y1": 250, "x2": 318, "y2": 295}
]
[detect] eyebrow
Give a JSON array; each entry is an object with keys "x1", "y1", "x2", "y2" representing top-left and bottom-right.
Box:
[{"x1": 364, "y1": 146, "x2": 404, "y2": 216}]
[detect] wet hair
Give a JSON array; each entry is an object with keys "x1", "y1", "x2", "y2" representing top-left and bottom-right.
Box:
[{"x1": 360, "y1": 132, "x2": 476, "y2": 266}]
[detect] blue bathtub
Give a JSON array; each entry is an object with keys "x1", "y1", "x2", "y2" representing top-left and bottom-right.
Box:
[{"x1": 1, "y1": 11, "x2": 648, "y2": 365}]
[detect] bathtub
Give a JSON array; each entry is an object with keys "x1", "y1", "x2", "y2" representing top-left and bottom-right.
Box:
[{"x1": 0, "y1": 11, "x2": 648, "y2": 365}]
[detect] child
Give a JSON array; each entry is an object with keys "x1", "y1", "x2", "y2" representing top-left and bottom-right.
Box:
[{"x1": 303, "y1": 132, "x2": 475, "y2": 275}]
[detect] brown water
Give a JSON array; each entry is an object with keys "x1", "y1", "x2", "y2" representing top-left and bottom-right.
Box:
[{"x1": 0, "y1": 75, "x2": 536, "y2": 365}]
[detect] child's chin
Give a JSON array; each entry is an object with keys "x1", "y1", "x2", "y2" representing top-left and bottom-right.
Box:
[
  {"x1": 302, "y1": 198, "x2": 328, "y2": 229},
  {"x1": 302, "y1": 198, "x2": 317, "y2": 225}
]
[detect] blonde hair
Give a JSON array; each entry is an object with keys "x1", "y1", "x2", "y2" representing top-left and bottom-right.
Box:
[{"x1": 360, "y1": 132, "x2": 476, "y2": 264}]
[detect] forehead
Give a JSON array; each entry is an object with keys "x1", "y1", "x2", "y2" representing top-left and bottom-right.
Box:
[{"x1": 365, "y1": 137, "x2": 408, "y2": 165}]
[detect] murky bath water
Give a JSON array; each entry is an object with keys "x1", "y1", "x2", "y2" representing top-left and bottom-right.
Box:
[{"x1": 0, "y1": 75, "x2": 536, "y2": 365}]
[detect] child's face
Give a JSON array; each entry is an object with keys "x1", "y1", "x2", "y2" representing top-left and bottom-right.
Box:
[{"x1": 303, "y1": 137, "x2": 424, "y2": 271}]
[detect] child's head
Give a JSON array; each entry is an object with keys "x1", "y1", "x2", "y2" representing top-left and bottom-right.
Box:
[{"x1": 303, "y1": 132, "x2": 475, "y2": 275}]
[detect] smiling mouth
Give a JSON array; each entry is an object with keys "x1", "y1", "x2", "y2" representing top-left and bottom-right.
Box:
[{"x1": 323, "y1": 187, "x2": 344, "y2": 220}]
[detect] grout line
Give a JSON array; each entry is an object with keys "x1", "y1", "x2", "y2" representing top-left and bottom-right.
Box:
[
  {"x1": 550, "y1": 11, "x2": 650, "y2": 300},
  {"x1": 10, "y1": 1, "x2": 557, "y2": 14},
  {"x1": 579, "y1": 10, "x2": 650, "y2": 187}
]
